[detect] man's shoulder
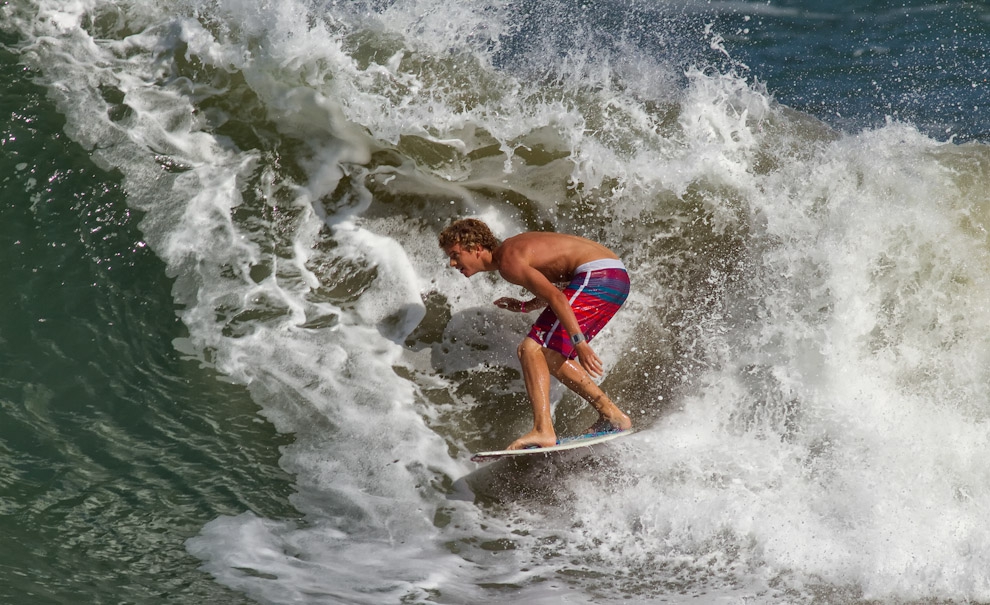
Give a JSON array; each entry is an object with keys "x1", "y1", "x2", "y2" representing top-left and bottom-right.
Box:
[
  {"x1": 499, "y1": 232, "x2": 588, "y2": 283},
  {"x1": 503, "y1": 231, "x2": 572, "y2": 249},
  {"x1": 498, "y1": 232, "x2": 564, "y2": 262}
]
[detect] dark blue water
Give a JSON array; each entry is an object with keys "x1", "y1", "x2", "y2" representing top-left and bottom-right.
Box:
[{"x1": 718, "y1": 1, "x2": 989, "y2": 141}]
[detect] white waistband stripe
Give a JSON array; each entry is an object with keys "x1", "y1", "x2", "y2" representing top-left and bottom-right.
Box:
[{"x1": 575, "y1": 258, "x2": 626, "y2": 273}]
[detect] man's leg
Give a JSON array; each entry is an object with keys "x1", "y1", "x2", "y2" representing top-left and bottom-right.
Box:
[
  {"x1": 507, "y1": 338, "x2": 633, "y2": 449},
  {"x1": 506, "y1": 337, "x2": 558, "y2": 450},
  {"x1": 544, "y1": 349, "x2": 632, "y2": 434}
]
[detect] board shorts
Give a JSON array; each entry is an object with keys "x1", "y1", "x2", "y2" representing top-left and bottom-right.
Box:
[{"x1": 527, "y1": 259, "x2": 630, "y2": 359}]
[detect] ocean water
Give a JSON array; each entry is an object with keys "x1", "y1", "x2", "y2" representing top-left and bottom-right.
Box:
[{"x1": 1, "y1": 1, "x2": 989, "y2": 603}]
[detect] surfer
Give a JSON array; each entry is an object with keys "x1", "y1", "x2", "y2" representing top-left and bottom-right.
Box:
[{"x1": 439, "y1": 218, "x2": 632, "y2": 450}]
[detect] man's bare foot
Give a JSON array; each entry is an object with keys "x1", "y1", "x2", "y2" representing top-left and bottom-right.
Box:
[
  {"x1": 506, "y1": 429, "x2": 557, "y2": 450},
  {"x1": 585, "y1": 411, "x2": 632, "y2": 435}
]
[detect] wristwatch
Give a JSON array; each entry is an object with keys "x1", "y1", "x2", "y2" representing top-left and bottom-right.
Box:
[{"x1": 570, "y1": 332, "x2": 586, "y2": 345}]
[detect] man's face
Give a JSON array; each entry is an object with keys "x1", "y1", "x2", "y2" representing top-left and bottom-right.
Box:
[{"x1": 444, "y1": 243, "x2": 483, "y2": 277}]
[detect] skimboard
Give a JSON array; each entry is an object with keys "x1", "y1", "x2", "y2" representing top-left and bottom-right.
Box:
[{"x1": 470, "y1": 429, "x2": 634, "y2": 462}]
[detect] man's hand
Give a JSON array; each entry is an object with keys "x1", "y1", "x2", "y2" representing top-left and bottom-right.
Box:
[
  {"x1": 494, "y1": 297, "x2": 526, "y2": 312},
  {"x1": 574, "y1": 341, "x2": 603, "y2": 378}
]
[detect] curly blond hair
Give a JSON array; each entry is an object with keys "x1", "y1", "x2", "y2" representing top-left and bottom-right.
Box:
[{"x1": 438, "y1": 218, "x2": 500, "y2": 251}]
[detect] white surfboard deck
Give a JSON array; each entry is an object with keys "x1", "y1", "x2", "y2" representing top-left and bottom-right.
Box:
[{"x1": 470, "y1": 429, "x2": 634, "y2": 462}]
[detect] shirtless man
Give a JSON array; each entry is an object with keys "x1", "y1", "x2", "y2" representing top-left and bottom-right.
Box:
[{"x1": 439, "y1": 218, "x2": 632, "y2": 450}]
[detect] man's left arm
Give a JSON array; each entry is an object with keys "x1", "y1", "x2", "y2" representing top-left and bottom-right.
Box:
[{"x1": 502, "y1": 263, "x2": 604, "y2": 377}]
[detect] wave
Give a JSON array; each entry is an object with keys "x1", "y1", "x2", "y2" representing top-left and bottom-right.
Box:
[{"x1": 4, "y1": 0, "x2": 990, "y2": 601}]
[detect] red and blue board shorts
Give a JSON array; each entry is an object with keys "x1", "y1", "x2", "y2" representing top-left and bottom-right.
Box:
[{"x1": 527, "y1": 259, "x2": 630, "y2": 359}]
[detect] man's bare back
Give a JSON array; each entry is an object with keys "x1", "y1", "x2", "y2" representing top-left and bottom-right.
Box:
[{"x1": 493, "y1": 232, "x2": 620, "y2": 285}]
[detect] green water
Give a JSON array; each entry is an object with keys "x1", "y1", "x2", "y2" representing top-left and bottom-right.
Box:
[{"x1": 0, "y1": 40, "x2": 296, "y2": 604}]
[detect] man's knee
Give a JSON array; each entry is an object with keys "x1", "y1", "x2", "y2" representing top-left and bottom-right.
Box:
[{"x1": 517, "y1": 336, "x2": 541, "y2": 360}]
